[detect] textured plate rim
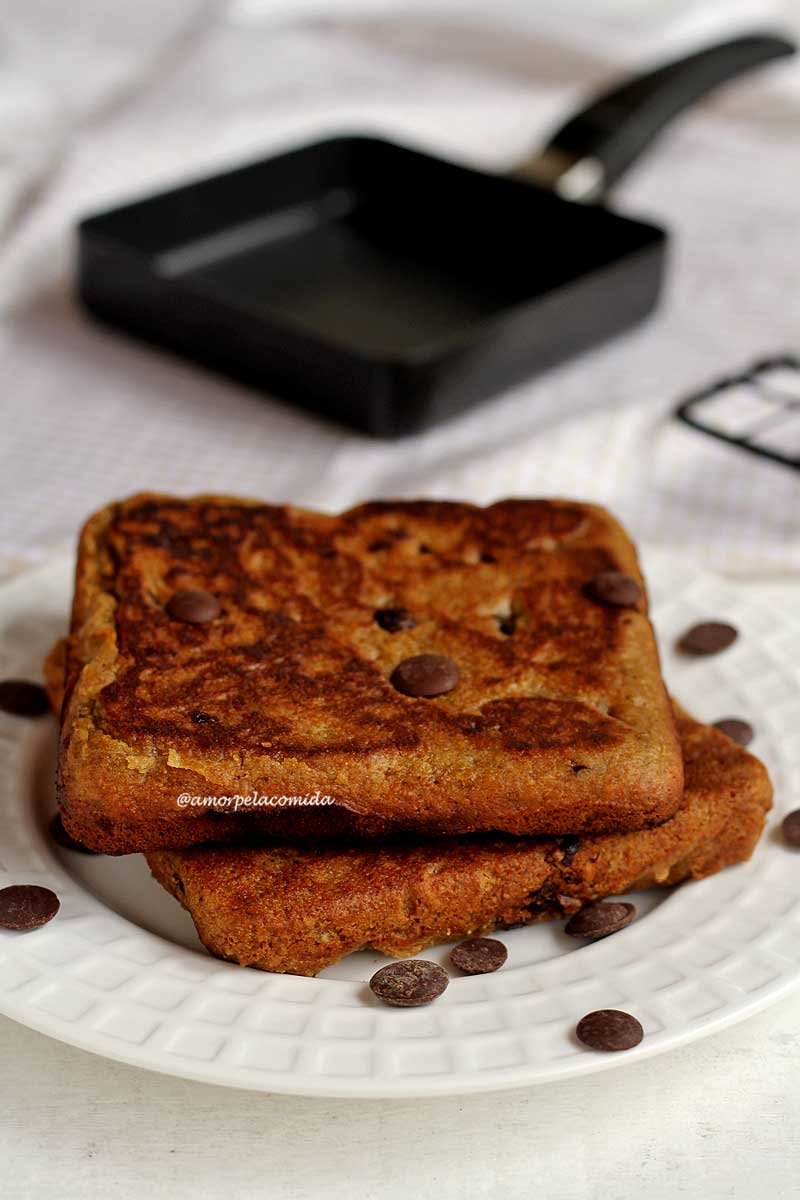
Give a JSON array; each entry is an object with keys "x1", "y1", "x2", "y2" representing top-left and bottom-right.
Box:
[{"x1": 2, "y1": 968, "x2": 799, "y2": 1099}]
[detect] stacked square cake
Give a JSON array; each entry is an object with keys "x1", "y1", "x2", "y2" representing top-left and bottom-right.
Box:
[{"x1": 49, "y1": 494, "x2": 771, "y2": 975}]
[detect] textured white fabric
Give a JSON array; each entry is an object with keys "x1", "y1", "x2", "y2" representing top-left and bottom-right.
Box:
[{"x1": 0, "y1": 0, "x2": 798, "y2": 582}]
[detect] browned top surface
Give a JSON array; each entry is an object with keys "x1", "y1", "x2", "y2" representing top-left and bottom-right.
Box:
[
  {"x1": 88, "y1": 496, "x2": 641, "y2": 754},
  {"x1": 60, "y1": 492, "x2": 682, "y2": 840}
]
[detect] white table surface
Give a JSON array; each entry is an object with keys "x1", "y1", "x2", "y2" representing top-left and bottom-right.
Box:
[
  {"x1": 1, "y1": 1, "x2": 799, "y2": 1195},
  {"x1": 3, "y1": 998, "x2": 800, "y2": 1199}
]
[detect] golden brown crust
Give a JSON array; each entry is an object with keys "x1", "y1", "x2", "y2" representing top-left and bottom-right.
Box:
[
  {"x1": 58, "y1": 492, "x2": 682, "y2": 853},
  {"x1": 43, "y1": 637, "x2": 67, "y2": 720},
  {"x1": 146, "y1": 706, "x2": 771, "y2": 976}
]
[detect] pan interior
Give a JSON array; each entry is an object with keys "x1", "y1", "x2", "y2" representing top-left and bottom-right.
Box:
[
  {"x1": 148, "y1": 139, "x2": 656, "y2": 358},
  {"x1": 158, "y1": 190, "x2": 516, "y2": 355}
]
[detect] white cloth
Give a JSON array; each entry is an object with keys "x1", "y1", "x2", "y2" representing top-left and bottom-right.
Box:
[{"x1": 1, "y1": 0, "x2": 799, "y2": 581}]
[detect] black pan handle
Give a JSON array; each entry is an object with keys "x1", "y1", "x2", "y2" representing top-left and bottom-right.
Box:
[{"x1": 515, "y1": 32, "x2": 795, "y2": 201}]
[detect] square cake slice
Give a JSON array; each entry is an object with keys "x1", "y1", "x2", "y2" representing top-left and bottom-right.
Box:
[
  {"x1": 147, "y1": 706, "x2": 772, "y2": 976},
  {"x1": 58, "y1": 493, "x2": 683, "y2": 853}
]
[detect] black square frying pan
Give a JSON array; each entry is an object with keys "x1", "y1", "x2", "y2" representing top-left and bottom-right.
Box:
[{"x1": 78, "y1": 33, "x2": 794, "y2": 437}]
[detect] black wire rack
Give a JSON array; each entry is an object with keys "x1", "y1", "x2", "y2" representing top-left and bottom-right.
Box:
[{"x1": 676, "y1": 355, "x2": 800, "y2": 472}]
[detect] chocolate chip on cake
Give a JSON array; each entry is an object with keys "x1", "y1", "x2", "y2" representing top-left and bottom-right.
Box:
[
  {"x1": 576, "y1": 1009, "x2": 643, "y2": 1052},
  {"x1": 0, "y1": 884, "x2": 60, "y2": 930},
  {"x1": 390, "y1": 654, "x2": 459, "y2": 698},
  {"x1": 560, "y1": 836, "x2": 581, "y2": 867},
  {"x1": 374, "y1": 607, "x2": 417, "y2": 633},
  {"x1": 565, "y1": 900, "x2": 636, "y2": 939},
  {"x1": 679, "y1": 621, "x2": 738, "y2": 655},
  {"x1": 369, "y1": 960, "x2": 449, "y2": 1006},
  {"x1": 450, "y1": 937, "x2": 507, "y2": 975},
  {"x1": 782, "y1": 810, "x2": 800, "y2": 847},
  {"x1": 584, "y1": 571, "x2": 642, "y2": 609},
  {"x1": 713, "y1": 718, "x2": 754, "y2": 747},
  {"x1": 166, "y1": 589, "x2": 221, "y2": 624},
  {"x1": 0, "y1": 680, "x2": 49, "y2": 718},
  {"x1": 49, "y1": 814, "x2": 98, "y2": 855}
]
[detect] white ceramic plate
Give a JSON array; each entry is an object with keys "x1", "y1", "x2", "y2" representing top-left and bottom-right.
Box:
[{"x1": 0, "y1": 550, "x2": 798, "y2": 1098}]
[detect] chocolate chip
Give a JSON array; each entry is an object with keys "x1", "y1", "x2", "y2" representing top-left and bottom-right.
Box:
[
  {"x1": 374, "y1": 607, "x2": 417, "y2": 633},
  {"x1": 679, "y1": 621, "x2": 738, "y2": 655},
  {"x1": 369, "y1": 960, "x2": 449, "y2": 1007},
  {"x1": 49, "y1": 814, "x2": 98, "y2": 855},
  {"x1": 583, "y1": 571, "x2": 642, "y2": 608},
  {"x1": 166, "y1": 589, "x2": 221, "y2": 624},
  {"x1": 368, "y1": 539, "x2": 391, "y2": 552},
  {"x1": 450, "y1": 937, "x2": 507, "y2": 975},
  {"x1": 192, "y1": 710, "x2": 217, "y2": 724},
  {"x1": 497, "y1": 614, "x2": 517, "y2": 636},
  {"x1": 576, "y1": 1009, "x2": 643, "y2": 1052},
  {"x1": 560, "y1": 836, "x2": 581, "y2": 867},
  {"x1": 782, "y1": 810, "x2": 800, "y2": 847},
  {"x1": 0, "y1": 884, "x2": 60, "y2": 930},
  {"x1": 565, "y1": 901, "x2": 636, "y2": 939},
  {"x1": 0, "y1": 679, "x2": 49, "y2": 718},
  {"x1": 390, "y1": 654, "x2": 459, "y2": 698},
  {"x1": 713, "y1": 718, "x2": 754, "y2": 747}
]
